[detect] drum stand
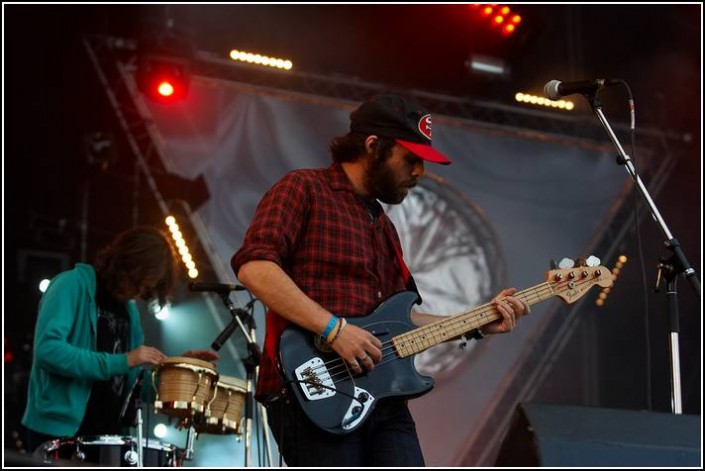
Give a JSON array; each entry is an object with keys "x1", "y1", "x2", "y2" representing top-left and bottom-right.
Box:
[
  {"x1": 120, "y1": 369, "x2": 147, "y2": 466},
  {"x1": 184, "y1": 425, "x2": 197, "y2": 461},
  {"x1": 135, "y1": 406, "x2": 144, "y2": 467},
  {"x1": 211, "y1": 291, "x2": 273, "y2": 466}
]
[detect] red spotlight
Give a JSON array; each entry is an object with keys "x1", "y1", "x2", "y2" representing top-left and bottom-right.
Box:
[
  {"x1": 502, "y1": 23, "x2": 516, "y2": 36},
  {"x1": 136, "y1": 57, "x2": 190, "y2": 103},
  {"x1": 157, "y1": 81, "x2": 175, "y2": 97}
]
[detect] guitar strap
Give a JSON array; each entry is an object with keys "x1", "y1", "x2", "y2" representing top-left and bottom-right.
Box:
[{"x1": 382, "y1": 218, "x2": 422, "y2": 305}]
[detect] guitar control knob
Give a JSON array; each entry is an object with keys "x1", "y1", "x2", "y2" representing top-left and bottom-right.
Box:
[
  {"x1": 358, "y1": 392, "x2": 369, "y2": 403},
  {"x1": 352, "y1": 406, "x2": 363, "y2": 415}
]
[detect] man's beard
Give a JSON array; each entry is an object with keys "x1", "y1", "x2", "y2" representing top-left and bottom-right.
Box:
[{"x1": 364, "y1": 154, "x2": 409, "y2": 204}]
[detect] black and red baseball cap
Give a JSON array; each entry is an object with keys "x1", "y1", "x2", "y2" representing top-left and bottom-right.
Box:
[{"x1": 349, "y1": 94, "x2": 452, "y2": 165}]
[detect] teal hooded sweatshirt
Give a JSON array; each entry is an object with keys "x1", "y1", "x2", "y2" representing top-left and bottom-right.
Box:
[{"x1": 22, "y1": 263, "x2": 144, "y2": 436}]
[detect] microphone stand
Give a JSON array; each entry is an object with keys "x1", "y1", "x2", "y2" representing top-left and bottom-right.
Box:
[
  {"x1": 210, "y1": 292, "x2": 271, "y2": 466},
  {"x1": 585, "y1": 91, "x2": 700, "y2": 414},
  {"x1": 136, "y1": 405, "x2": 144, "y2": 467},
  {"x1": 120, "y1": 369, "x2": 145, "y2": 466}
]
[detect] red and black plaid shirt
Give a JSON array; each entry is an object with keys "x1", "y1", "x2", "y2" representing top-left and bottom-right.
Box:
[{"x1": 231, "y1": 163, "x2": 409, "y2": 399}]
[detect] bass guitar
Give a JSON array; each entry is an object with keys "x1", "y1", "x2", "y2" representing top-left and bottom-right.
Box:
[{"x1": 279, "y1": 263, "x2": 613, "y2": 434}]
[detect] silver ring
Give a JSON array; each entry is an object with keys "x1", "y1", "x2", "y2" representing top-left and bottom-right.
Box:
[{"x1": 361, "y1": 354, "x2": 370, "y2": 361}]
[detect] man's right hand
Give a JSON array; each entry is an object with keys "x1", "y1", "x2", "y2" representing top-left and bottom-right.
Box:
[{"x1": 127, "y1": 345, "x2": 167, "y2": 368}]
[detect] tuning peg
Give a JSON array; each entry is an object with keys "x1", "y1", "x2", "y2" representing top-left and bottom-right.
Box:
[
  {"x1": 558, "y1": 257, "x2": 575, "y2": 269},
  {"x1": 550, "y1": 259, "x2": 558, "y2": 269},
  {"x1": 585, "y1": 255, "x2": 601, "y2": 267}
]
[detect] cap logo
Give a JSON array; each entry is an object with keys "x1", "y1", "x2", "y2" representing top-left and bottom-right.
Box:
[{"x1": 418, "y1": 114, "x2": 432, "y2": 141}]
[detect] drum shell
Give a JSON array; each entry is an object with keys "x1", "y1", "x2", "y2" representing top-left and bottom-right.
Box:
[
  {"x1": 152, "y1": 356, "x2": 218, "y2": 421},
  {"x1": 198, "y1": 376, "x2": 247, "y2": 435}
]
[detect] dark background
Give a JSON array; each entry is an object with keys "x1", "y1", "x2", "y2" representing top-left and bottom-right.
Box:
[{"x1": 3, "y1": 3, "x2": 701, "y2": 453}]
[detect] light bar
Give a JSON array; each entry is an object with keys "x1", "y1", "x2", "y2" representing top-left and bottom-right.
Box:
[
  {"x1": 515, "y1": 92, "x2": 575, "y2": 111},
  {"x1": 165, "y1": 215, "x2": 199, "y2": 279},
  {"x1": 229, "y1": 49, "x2": 293, "y2": 70},
  {"x1": 596, "y1": 255, "x2": 627, "y2": 307}
]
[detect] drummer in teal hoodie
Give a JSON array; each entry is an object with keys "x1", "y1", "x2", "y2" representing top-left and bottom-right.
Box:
[{"x1": 22, "y1": 226, "x2": 217, "y2": 450}]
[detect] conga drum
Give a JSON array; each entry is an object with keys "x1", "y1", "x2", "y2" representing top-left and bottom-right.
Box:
[
  {"x1": 197, "y1": 376, "x2": 247, "y2": 435},
  {"x1": 152, "y1": 357, "x2": 218, "y2": 424}
]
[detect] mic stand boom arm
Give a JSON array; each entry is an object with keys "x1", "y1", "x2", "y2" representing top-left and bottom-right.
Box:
[
  {"x1": 588, "y1": 94, "x2": 700, "y2": 296},
  {"x1": 586, "y1": 92, "x2": 700, "y2": 415},
  {"x1": 211, "y1": 293, "x2": 261, "y2": 366}
]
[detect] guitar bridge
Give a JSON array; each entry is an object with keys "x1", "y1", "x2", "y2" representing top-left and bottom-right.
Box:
[{"x1": 294, "y1": 357, "x2": 335, "y2": 400}]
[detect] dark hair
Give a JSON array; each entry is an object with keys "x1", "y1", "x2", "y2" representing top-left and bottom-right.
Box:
[
  {"x1": 329, "y1": 132, "x2": 396, "y2": 163},
  {"x1": 94, "y1": 226, "x2": 178, "y2": 306}
]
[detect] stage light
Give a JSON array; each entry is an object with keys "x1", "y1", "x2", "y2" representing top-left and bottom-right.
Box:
[
  {"x1": 472, "y1": 4, "x2": 523, "y2": 38},
  {"x1": 154, "y1": 424, "x2": 168, "y2": 438},
  {"x1": 39, "y1": 279, "x2": 51, "y2": 293},
  {"x1": 148, "y1": 298, "x2": 171, "y2": 321},
  {"x1": 136, "y1": 28, "x2": 195, "y2": 103},
  {"x1": 596, "y1": 255, "x2": 628, "y2": 307},
  {"x1": 229, "y1": 49, "x2": 293, "y2": 70},
  {"x1": 136, "y1": 57, "x2": 191, "y2": 103},
  {"x1": 502, "y1": 24, "x2": 516, "y2": 36},
  {"x1": 467, "y1": 54, "x2": 510, "y2": 79},
  {"x1": 165, "y1": 215, "x2": 200, "y2": 279},
  {"x1": 515, "y1": 92, "x2": 575, "y2": 111}
]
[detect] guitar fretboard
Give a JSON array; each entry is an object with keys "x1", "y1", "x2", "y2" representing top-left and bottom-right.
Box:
[{"x1": 392, "y1": 282, "x2": 555, "y2": 357}]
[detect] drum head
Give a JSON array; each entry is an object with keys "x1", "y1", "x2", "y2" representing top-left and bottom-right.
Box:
[{"x1": 159, "y1": 356, "x2": 217, "y2": 372}]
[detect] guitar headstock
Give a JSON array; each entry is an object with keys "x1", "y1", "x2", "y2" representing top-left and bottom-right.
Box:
[{"x1": 547, "y1": 261, "x2": 614, "y2": 304}]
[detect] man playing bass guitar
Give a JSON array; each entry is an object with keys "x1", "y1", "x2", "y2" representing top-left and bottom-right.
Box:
[{"x1": 232, "y1": 94, "x2": 530, "y2": 467}]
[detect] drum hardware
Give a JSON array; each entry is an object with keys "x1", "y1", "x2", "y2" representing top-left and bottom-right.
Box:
[
  {"x1": 184, "y1": 425, "x2": 197, "y2": 461},
  {"x1": 35, "y1": 435, "x2": 180, "y2": 467},
  {"x1": 208, "y1": 290, "x2": 268, "y2": 467}
]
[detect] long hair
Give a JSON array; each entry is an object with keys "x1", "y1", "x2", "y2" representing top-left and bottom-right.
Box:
[
  {"x1": 329, "y1": 132, "x2": 395, "y2": 163},
  {"x1": 94, "y1": 226, "x2": 178, "y2": 306}
]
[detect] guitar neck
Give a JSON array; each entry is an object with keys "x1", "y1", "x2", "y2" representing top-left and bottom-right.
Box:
[{"x1": 392, "y1": 282, "x2": 555, "y2": 357}]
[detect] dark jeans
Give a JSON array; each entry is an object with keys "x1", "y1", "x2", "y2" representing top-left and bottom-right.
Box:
[{"x1": 266, "y1": 396, "x2": 425, "y2": 467}]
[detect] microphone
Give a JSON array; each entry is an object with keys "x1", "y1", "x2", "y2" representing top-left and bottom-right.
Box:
[
  {"x1": 119, "y1": 369, "x2": 145, "y2": 427},
  {"x1": 188, "y1": 282, "x2": 247, "y2": 293},
  {"x1": 543, "y1": 79, "x2": 618, "y2": 100}
]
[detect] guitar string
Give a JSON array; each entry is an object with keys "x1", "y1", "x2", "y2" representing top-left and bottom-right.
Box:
[
  {"x1": 305, "y1": 282, "x2": 561, "y2": 385},
  {"x1": 296, "y1": 276, "x2": 601, "y2": 390}
]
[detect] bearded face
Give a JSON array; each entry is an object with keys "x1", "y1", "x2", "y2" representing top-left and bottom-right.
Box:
[{"x1": 363, "y1": 142, "x2": 423, "y2": 204}]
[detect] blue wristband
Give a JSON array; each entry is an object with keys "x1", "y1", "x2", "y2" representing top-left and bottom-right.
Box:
[{"x1": 321, "y1": 315, "x2": 339, "y2": 339}]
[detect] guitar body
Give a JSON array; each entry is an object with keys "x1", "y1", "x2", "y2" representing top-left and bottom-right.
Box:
[{"x1": 279, "y1": 291, "x2": 434, "y2": 435}]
